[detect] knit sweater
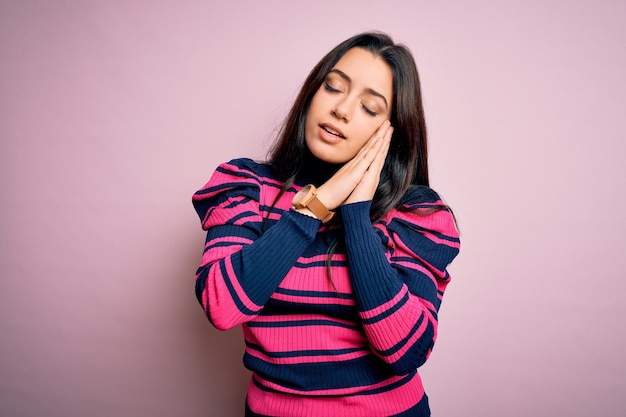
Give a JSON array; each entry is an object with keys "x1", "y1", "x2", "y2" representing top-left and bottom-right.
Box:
[{"x1": 192, "y1": 158, "x2": 460, "y2": 417}]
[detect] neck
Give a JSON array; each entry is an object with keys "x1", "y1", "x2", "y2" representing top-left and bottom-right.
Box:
[{"x1": 298, "y1": 151, "x2": 341, "y2": 186}]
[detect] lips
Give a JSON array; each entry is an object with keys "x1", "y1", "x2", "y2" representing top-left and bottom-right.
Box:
[{"x1": 320, "y1": 123, "x2": 345, "y2": 139}]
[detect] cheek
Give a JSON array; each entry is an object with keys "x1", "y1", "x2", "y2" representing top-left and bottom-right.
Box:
[
  {"x1": 355, "y1": 121, "x2": 383, "y2": 145},
  {"x1": 307, "y1": 89, "x2": 325, "y2": 116}
]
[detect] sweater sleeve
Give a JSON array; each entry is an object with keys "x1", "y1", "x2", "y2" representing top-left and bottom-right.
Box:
[
  {"x1": 192, "y1": 159, "x2": 320, "y2": 330},
  {"x1": 339, "y1": 187, "x2": 460, "y2": 374}
]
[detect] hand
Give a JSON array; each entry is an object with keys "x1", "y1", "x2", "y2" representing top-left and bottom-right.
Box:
[
  {"x1": 316, "y1": 121, "x2": 393, "y2": 209},
  {"x1": 344, "y1": 123, "x2": 392, "y2": 204}
]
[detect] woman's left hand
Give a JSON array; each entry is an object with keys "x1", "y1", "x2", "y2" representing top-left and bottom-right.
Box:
[{"x1": 344, "y1": 125, "x2": 392, "y2": 204}]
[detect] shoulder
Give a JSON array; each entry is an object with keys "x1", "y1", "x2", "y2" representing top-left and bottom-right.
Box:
[
  {"x1": 378, "y1": 186, "x2": 460, "y2": 269},
  {"x1": 397, "y1": 185, "x2": 445, "y2": 209},
  {"x1": 193, "y1": 158, "x2": 280, "y2": 198},
  {"x1": 380, "y1": 185, "x2": 459, "y2": 240},
  {"x1": 212, "y1": 158, "x2": 276, "y2": 184},
  {"x1": 192, "y1": 158, "x2": 276, "y2": 228}
]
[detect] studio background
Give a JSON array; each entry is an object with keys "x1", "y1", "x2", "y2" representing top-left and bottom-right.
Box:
[{"x1": 1, "y1": 1, "x2": 625, "y2": 416}]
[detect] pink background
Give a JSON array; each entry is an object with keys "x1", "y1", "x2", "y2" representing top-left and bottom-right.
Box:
[{"x1": 1, "y1": 1, "x2": 625, "y2": 416}]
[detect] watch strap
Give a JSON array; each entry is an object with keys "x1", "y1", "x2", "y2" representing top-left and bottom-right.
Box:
[
  {"x1": 305, "y1": 194, "x2": 335, "y2": 223},
  {"x1": 293, "y1": 185, "x2": 335, "y2": 223}
]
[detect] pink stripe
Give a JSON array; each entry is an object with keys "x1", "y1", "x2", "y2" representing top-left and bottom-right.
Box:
[
  {"x1": 202, "y1": 199, "x2": 261, "y2": 229},
  {"x1": 248, "y1": 371, "x2": 423, "y2": 406},
  {"x1": 221, "y1": 257, "x2": 262, "y2": 312},
  {"x1": 298, "y1": 253, "x2": 347, "y2": 264},
  {"x1": 203, "y1": 268, "x2": 249, "y2": 330},
  {"x1": 417, "y1": 295, "x2": 436, "y2": 312},
  {"x1": 279, "y1": 267, "x2": 353, "y2": 294},
  {"x1": 362, "y1": 302, "x2": 420, "y2": 351},
  {"x1": 414, "y1": 230, "x2": 461, "y2": 248},
  {"x1": 204, "y1": 235, "x2": 252, "y2": 249},
  {"x1": 199, "y1": 255, "x2": 264, "y2": 330},
  {"x1": 249, "y1": 314, "x2": 355, "y2": 327},
  {"x1": 361, "y1": 295, "x2": 438, "y2": 355},
  {"x1": 199, "y1": 243, "x2": 242, "y2": 267},
  {"x1": 392, "y1": 259, "x2": 437, "y2": 284},
  {"x1": 387, "y1": 207, "x2": 459, "y2": 240},
  {"x1": 385, "y1": 313, "x2": 433, "y2": 361},
  {"x1": 271, "y1": 292, "x2": 355, "y2": 306},
  {"x1": 367, "y1": 305, "x2": 433, "y2": 361},
  {"x1": 223, "y1": 164, "x2": 284, "y2": 187},
  {"x1": 244, "y1": 346, "x2": 369, "y2": 365},
  {"x1": 245, "y1": 323, "x2": 366, "y2": 352},
  {"x1": 264, "y1": 211, "x2": 284, "y2": 221}
]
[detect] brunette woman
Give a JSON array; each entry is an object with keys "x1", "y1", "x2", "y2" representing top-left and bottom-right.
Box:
[{"x1": 192, "y1": 32, "x2": 460, "y2": 417}]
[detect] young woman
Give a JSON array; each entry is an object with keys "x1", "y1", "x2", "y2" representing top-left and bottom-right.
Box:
[{"x1": 192, "y1": 32, "x2": 460, "y2": 417}]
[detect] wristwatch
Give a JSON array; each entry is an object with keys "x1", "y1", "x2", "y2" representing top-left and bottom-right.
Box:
[{"x1": 292, "y1": 184, "x2": 335, "y2": 223}]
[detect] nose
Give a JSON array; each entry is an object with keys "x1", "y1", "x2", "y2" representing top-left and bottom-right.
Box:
[{"x1": 331, "y1": 99, "x2": 352, "y2": 122}]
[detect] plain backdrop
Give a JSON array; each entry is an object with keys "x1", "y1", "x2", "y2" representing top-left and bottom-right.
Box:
[{"x1": 1, "y1": 1, "x2": 625, "y2": 416}]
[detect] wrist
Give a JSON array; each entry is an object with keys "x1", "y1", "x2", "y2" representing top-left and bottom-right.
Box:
[
  {"x1": 293, "y1": 207, "x2": 318, "y2": 219},
  {"x1": 292, "y1": 184, "x2": 335, "y2": 223}
]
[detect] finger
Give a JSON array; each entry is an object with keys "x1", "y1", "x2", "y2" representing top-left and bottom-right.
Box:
[
  {"x1": 319, "y1": 121, "x2": 391, "y2": 205},
  {"x1": 366, "y1": 126, "x2": 393, "y2": 175},
  {"x1": 358, "y1": 122, "x2": 391, "y2": 163},
  {"x1": 365, "y1": 120, "x2": 391, "y2": 150},
  {"x1": 317, "y1": 139, "x2": 382, "y2": 206}
]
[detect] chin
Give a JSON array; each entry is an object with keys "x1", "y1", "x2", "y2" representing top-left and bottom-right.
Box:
[{"x1": 309, "y1": 148, "x2": 349, "y2": 165}]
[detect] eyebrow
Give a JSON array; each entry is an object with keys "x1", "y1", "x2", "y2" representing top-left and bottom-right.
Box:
[{"x1": 329, "y1": 69, "x2": 389, "y2": 109}]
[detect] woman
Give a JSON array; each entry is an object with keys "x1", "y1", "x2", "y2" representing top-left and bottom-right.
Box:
[{"x1": 192, "y1": 32, "x2": 460, "y2": 417}]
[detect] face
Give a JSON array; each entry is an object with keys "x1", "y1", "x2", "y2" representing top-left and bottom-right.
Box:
[{"x1": 304, "y1": 47, "x2": 393, "y2": 164}]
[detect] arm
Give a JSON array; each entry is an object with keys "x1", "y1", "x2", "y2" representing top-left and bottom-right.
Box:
[
  {"x1": 339, "y1": 190, "x2": 460, "y2": 374},
  {"x1": 192, "y1": 160, "x2": 320, "y2": 330}
]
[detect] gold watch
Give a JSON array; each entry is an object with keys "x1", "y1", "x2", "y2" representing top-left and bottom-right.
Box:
[{"x1": 292, "y1": 184, "x2": 335, "y2": 223}]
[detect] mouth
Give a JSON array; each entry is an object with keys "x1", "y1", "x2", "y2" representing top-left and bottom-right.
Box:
[{"x1": 320, "y1": 123, "x2": 345, "y2": 139}]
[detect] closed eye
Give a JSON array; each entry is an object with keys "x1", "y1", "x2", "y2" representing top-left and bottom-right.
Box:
[
  {"x1": 362, "y1": 104, "x2": 377, "y2": 117},
  {"x1": 324, "y1": 83, "x2": 341, "y2": 93}
]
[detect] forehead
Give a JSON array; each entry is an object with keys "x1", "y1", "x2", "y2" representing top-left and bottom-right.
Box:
[{"x1": 331, "y1": 47, "x2": 393, "y2": 98}]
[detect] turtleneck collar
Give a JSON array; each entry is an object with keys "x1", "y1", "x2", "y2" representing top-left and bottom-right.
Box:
[{"x1": 296, "y1": 151, "x2": 341, "y2": 187}]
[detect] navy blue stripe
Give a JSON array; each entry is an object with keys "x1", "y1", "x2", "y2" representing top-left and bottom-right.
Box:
[
  {"x1": 216, "y1": 165, "x2": 297, "y2": 192},
  {"x1": 275, "y1": 287, "x2": 352, "y2": 299},
  {"x1": 381, "y1": 320, "x2": 435, "y2": 372},
  {"x1": 393, "y1": 217, "x2": 460, "y2": 244},
  {"x1": 392, "y1": 255, "x2": 427, "y2": 265},
  {"x1": 244, "y1": 353, "x2": 397, "y2": 391},
  {"x1": 361, "y1": 291, "x2": 410, "y2": 324},
  {"x1": 249, "y1": 369, "x2": 419, "y2": 399},
  {"x1": 224, "y1": 210, "x2": 258, "y2": 224},
  {"x1": 390, "y1": 391, "x2": 430, "y2": 417},
  {"x1": 205, "y1": 240, "x2": 245, "y2": 250},
  {"x1": 246, "y1": 341, "x2": 365, "y2": 358},
  {"x1": 354, "y1": 370, "x2": 415, "y2": 395},
  {"x1": 392, "y1": 230, "x2": 460, "y2": 271},
  {"x1": 194, "y1": 268, "x2": 208, "y2": 306},
  {"x1": 375, "y1": 312, "x2": 426, "y2": 357},
  {"x1": 293, "y1": 259, "x2": 346, "y2": 268},
  {"x1": 218, "y1": 260, "x2": 258, "y2": 316},
  {"x1": 222, "y1": 196, "x2": 253, "y2": 209},
  {"x1": 215, "y1": 164, "x2": 258, "y2": 180},
  {"x1": 202, "y1": 180, "x2": 255, "y2": 194},
  {"x1": 206, "y1": 224, "x2": 259, "y2": 240},
  {"x1": 258, "y1": 203, "x2": 289, "y2": 213},
  {"x1": 247, "y1": 319, "x2": 360, "y2": 330},
  {"x1": 261, "y1": 299, "x2": 359, "y2": 322}
]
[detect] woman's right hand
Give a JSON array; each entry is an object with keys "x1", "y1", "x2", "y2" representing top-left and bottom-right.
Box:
[{"x1": 316, "y1": 120, "x2": 393, "y2": 210}]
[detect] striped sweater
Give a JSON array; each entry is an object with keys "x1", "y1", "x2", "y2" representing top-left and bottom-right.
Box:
[{"x1": 192, "y1": 158, "x2": 460, "y2": 417}]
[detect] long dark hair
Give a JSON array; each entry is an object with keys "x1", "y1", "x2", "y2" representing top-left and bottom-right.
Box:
[{"x1": 268, "y1": 32, "x2": 429, "y2": 221}]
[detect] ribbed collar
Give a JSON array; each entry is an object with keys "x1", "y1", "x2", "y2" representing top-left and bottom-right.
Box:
[{"x1": 296, "y1": 151, "x2": 341, "y2": 187}]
